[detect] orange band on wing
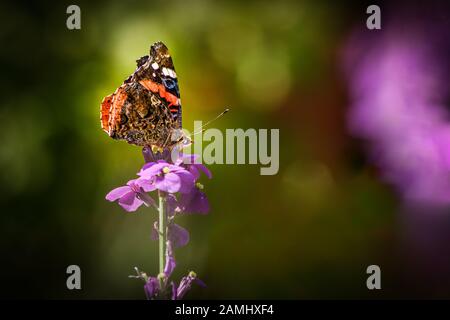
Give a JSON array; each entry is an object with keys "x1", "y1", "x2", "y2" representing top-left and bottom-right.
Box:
[
  {"x1": 108, "y1": 88, "x2": 128, "y2": 135},
  {"x1": 100, "y1": 94, "x2": 113, "y2": 132},
  {"x1": 139, "y1": 79, "x2": 179, "y2": 108},
  {"x1": 100, "y1": 87, "x2": 128, "y2": 136}
]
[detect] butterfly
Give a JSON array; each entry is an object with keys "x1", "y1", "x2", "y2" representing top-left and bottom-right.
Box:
[{"x1": 100, "y1": 41, "x2": 184, "y2": 149}]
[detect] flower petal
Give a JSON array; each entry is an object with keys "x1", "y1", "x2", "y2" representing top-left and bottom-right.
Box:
[
  {"x1": 126, "y1": 178, "x2": 140, "y2": 187},
  {"x1": 176, "y1": 171, "x2": 196, "y2": 193},
  {"x1": 164, "y1": 240, "x2": 176, "y2": 277},
  {"x1": 166, "y1": 194, "x2": 180, "y2": 216},
  {"x1": 176, "y1": 272, "x2": 203, "y2": 299},
  {"x1": 151, "y1": 223, "x2": 188, "y2": 248},
  {"x1": 155, "y1": 172, "x2": 181, "y2": 193},
  {"x1": 188, "y1": 166, "x2": 201, "y2": 180},
  {"x1": 180, "y1": 188, "x2": 210, "y2": 214},
  {"x1": 144, "y1": 277, "x2": 160, "y2": 300},
  {"x1": 171, "y1": 281, "x2": 178, "y2": 300},
  {"x1": 139, "y1": 162, "x2": 167, "y2": 178},
  {"x1": 105, "y1": 186, "x2": 131, "y2": 201},
  {"x1": 176, "y1": 276, "x2": 190, "y2": 299},
  {"x1": 141, "y1": 161, "x2": 157, "y2": 171},
  {"x1": 118, "y1": 191, "x2": 144, "y2": 212},
  {"x1": 168, "y1": 224, "x2": 190, "y2": 247},
  {"x1": 136, "y1": 178, "x2": 156, "y2": 192},
  {"x1": 194, "y1": 164, "x2": 212, "y2": 179}
]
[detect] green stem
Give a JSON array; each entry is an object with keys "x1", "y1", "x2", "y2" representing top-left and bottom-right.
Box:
[{"x1": 158, "y1": 191, "x2": 167, "y2": 275}]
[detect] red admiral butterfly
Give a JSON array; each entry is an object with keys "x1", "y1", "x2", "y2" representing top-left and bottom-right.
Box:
[{"x1": 100, "y1": 41, "x2": 183, "y2": 149}]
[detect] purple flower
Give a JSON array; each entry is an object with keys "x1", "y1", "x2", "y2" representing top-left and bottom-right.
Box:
[
  {"x1": 142, "y1": 250, "x2": 206, "y2": 301},
  {"x1": 144, "y1": 276, "x2": 160, "y2": 299},
  {"x1": 151, "y1": 221, "x2": 190, "y2": 248},
  {"x1": 143, "y1": 241, "x2": 176, "y2": 300},
  {"x1": 176, "y1": 154, "x2": 212, "y2": 180},
  {"x1": 179, "y1": 183, "x2": 210, "y2": 214},
  {"x1": 172, "y1": 271, "x2": 206, "y2": 300},
  {"x1": 164, "y1": 240, "x2": 176, "y2": 277},
  {"x1": 112, "y1": 150, "x2": 211, "y2": 300},
  {"x1": 138, "y1": 161, "x2": 195, "y2": 194},
  {"x1": 106, "y1": 179, "x2": 155, "y2": 212},
  {"x1": 343, "y1": 16, "x2": 450, "y2": 206},
  {"x1": 166, "y1": 194, "x2": 181, "y2": 215},
  {"x1": 164, "y1": 187, "x2": 210, "y2": 215}
]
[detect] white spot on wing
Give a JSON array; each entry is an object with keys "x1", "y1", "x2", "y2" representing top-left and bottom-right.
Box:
[
  {"x1": 151, "y1": 62, "x2": 159, "y2": 70},
  {"x1": 162, "y1": 67, "x2": 177, "y2": 78},
  {"x1": 169, "y1": 69, "x2": 177, "y2": 78}
]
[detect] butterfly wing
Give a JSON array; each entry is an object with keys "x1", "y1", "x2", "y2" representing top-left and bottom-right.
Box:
[
  {"x1": 132, "y1": 42, "x2": 182, "y2": 128},
  {"x1": 100, "y1": 85, "x2": 128, "y2": 138},
  {"x1": 100, "y1": 42, "x2": 182, "y2": 148}
]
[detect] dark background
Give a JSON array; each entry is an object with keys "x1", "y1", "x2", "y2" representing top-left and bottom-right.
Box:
[{"x1": 1, "y1": 0, "x2": 449, "y2": 299}]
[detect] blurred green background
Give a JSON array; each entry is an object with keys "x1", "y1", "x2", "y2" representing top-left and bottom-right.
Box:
[{"x1": 0, "y1": 0, "x2": 444, "y2": 299}]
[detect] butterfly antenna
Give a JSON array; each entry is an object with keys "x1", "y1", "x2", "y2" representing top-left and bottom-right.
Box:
[{"x1": 190, "y1": 108, "x2": 229, "y2": 137}]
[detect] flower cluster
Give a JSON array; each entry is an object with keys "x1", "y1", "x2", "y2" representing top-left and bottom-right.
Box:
[
  {"x1": 142, "y1": 241, "x2": 206, "y2": 300},
  {"x1": 343, "y1": 17, "x2": 450, "y2": 206},
  {"x1": 106, "y1": 148, "x2": 211, "y2": 299}
]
